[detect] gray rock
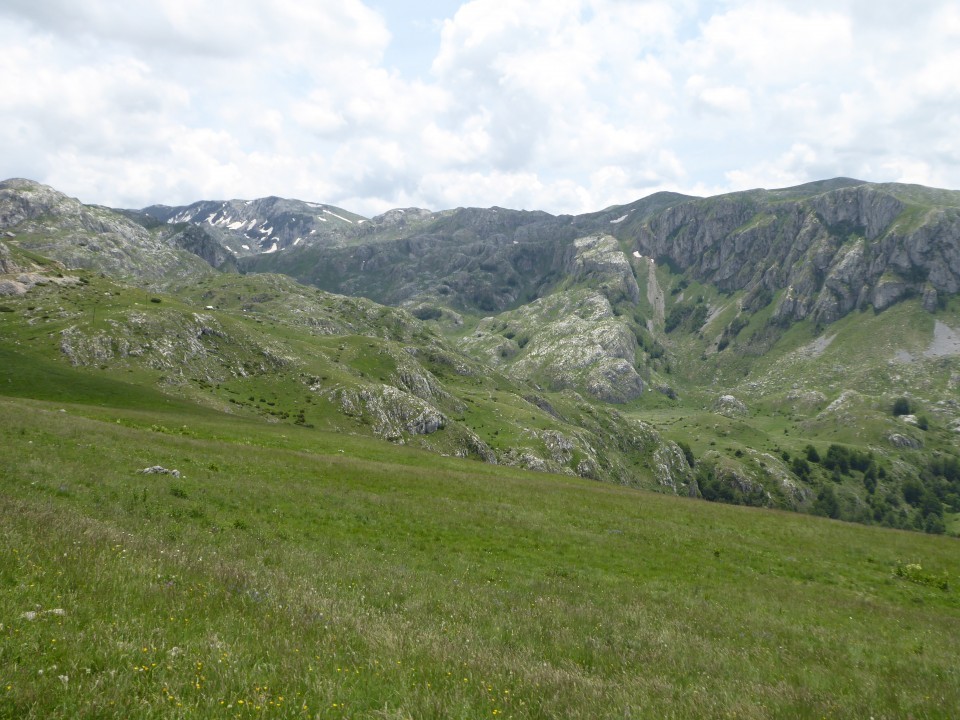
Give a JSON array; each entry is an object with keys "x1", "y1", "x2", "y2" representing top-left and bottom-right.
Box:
[
  {"x1": 887, "y1": 433, "x2": 922, "y2": 449},
  {"x1": 334, "y1": 385, "x2": 446, "y2": 441},
  {"x1": 714, "y1": 394, "x2": 748, "y2": 417},
  {"x1": 0, "y1": 241, "x2": 18, "y2": 274},
  {"x1": 138, "y1": 466, "x2": 182, "y2": 477},
  {"x1": 0, "y1": 279, "x2": 27, "y2": 296}
]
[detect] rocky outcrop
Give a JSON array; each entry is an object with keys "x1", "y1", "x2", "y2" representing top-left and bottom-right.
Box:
[
  {"x1": 334, "y1": 385, "x2": 446, "y2": 440},
  {"x1": 455, "y1": 234, "x2": 647, "y2": 403},
  {"x1": 58, "y1": 310, "x2": 288, "y2": 381},
  {"x1": 714, "y1": 394, "x2": 748, "y2": 417},
  {"x1": 0, "y1": 240, "x2": 19, "y2": 274},
  {"x1": 0, "y1": 179, "x2": 212, "y2": 285},
  {"x1": 564, "y1": 234, "x2": 640, "y2": 304},
  {"x1": 459, "y1": 288, "x2": 645, "y2": 403},
  {"x1": 0, "y1": 242, "x2": 81, "y2": 295},
  {"x1": 887, "y1": 433, "x2": 922, "y2": 449}
]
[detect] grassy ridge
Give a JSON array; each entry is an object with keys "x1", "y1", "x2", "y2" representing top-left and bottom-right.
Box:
[{"x1": 2, "y1": 394, "x2": 959, "y2": 718}]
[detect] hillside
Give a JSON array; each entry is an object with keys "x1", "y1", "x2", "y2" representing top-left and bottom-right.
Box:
[
  {"x1": 2, "y1": 391, "x2": 959, "y2": 718},
  {"x1": 2, "y1": 177, "x2": 959, "y2": 535}
]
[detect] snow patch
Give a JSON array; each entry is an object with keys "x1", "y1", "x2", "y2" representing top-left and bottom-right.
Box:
[
  {"x1": 262, "y1": 242, "x2": 279, "y2": 254},
  {"x1": 324, "y1": 209, "x2": 353, "y2": 224},
  {"x1": 293, "y1": 237, "x2": 302, "y2": 246},
  {"x1": 316, "y1": 216, "x2": 327, "y2": 222},
  {"x1": 169, "y1": 211, "x2": 196, "y2": 224},
  {"x1": 224, "y1": 245, "x2": 234, "y2": 252},
  {"x1": 227, "y1": 221, "x2": 245, "y2": 230},
  {"x1": 241, "y1": 244, "x2": 250, "y2": 250},
  {"x1": 632, "y1": 251, "x2": 641, "y2": 258},
  {"x1": 610, "y1": 214, "x2": 629, "y2": 224}
]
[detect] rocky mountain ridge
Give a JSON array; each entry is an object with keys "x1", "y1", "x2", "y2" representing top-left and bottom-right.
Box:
[
  {"x1": 140, "y1": 196, "x2": 367, "y2": 257},
  {"x1": 633, "y1": 182, "x2": 960, "y2": 325}
]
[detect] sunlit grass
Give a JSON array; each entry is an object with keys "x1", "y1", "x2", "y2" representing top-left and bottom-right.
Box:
[{"x1": 2, "y1": 396, "x2": 959, "y2": 718}]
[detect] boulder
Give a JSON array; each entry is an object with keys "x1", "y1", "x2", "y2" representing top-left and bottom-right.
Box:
[
  {"x1": 714, "y1": 394, "x2": 748, "y2": 417},
  {"x1": 887, "y1": 433, "x2": 922, "y2": 449}
]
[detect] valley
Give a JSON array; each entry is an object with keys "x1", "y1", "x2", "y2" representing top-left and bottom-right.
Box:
[{"x1": 1, "y1": 175, "x2": 959, "y2": 716}]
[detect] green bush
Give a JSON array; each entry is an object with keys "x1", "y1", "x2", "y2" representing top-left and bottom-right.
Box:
[
  {"x1": 892, "y1": 397, "x2": 911, "y2": 416},
  {"x1": 413, "y1": 306, "x2": 442, "y2": 321},
  {"x1": 791, "y1": 456, "x2": 811, "y2": 480}
]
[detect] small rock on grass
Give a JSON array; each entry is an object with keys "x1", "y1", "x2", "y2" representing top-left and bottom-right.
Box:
[{"x1": 138, "y1": 465, "x2": 182, "y2": 478}]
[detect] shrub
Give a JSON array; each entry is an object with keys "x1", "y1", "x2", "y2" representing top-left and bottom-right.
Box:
[
  {"x1": 902, "y1": 478, "x2": 924, "y2": 506},
  {"x1": 791, "y1": 456, "x2": 811, "y2": 480},
  {"x1": 812, "y1": 485, "x2": 840, "y2": 518},
  {"x1": 413, "y1": 306, "x2": 442, "y2": 321},
  {"x1": 892, "y1": 397, "x2": 911, "y2": 416}
]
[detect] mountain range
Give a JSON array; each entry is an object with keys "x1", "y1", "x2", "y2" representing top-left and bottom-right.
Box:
[{"x1": 2, "y1": 176, "x2": 958, "y2": 534}]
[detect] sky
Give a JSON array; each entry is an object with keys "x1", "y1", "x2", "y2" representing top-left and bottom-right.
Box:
[{"x1": 2, "y1": 0, "x2": 959, "y2": 216}]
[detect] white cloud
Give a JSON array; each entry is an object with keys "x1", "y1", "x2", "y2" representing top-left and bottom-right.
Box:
[{"x1": 2, "y1": 0, "x2": 960, "y2": 214}]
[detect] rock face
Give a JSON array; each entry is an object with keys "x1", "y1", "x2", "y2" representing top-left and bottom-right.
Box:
[
  {"x1": 0, "y1": 179, "x2": 212, "y2": 285},
  {"x1": 632, "y1": 181, "x2": 960, "y2": 325},
  {"x1": 564, "y1": 234, "x2": 640, "y2": 305},
  {"x1": 166, "y1": 225, "x2": 239, "y2": 271},
  {"x1": 0, "y1": 240, "x2": 19, "y2": 274}
]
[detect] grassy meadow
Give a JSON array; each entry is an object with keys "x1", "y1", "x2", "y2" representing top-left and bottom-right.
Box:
[{"x1": 2, "y1": 377, "x2": 960, "y2": 718}]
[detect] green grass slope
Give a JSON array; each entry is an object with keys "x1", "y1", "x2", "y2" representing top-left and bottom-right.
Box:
[
  {"x1": 2, "y1": 394, "x2": 960, "y2": 719},
  {"x1": 0, "y1": 263, "x2": 691, "y2": 490}
]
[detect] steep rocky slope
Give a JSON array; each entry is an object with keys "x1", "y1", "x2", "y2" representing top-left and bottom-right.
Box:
[
  {"x1": 458, "y1": 235, "x2": 647, "y2": 403},
  {"x1": 628, "y1": 181, "x2": 960, "y2": 324},
  {"x1": 0, "y1": 179, "x2": 212, "y2": 285}
]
